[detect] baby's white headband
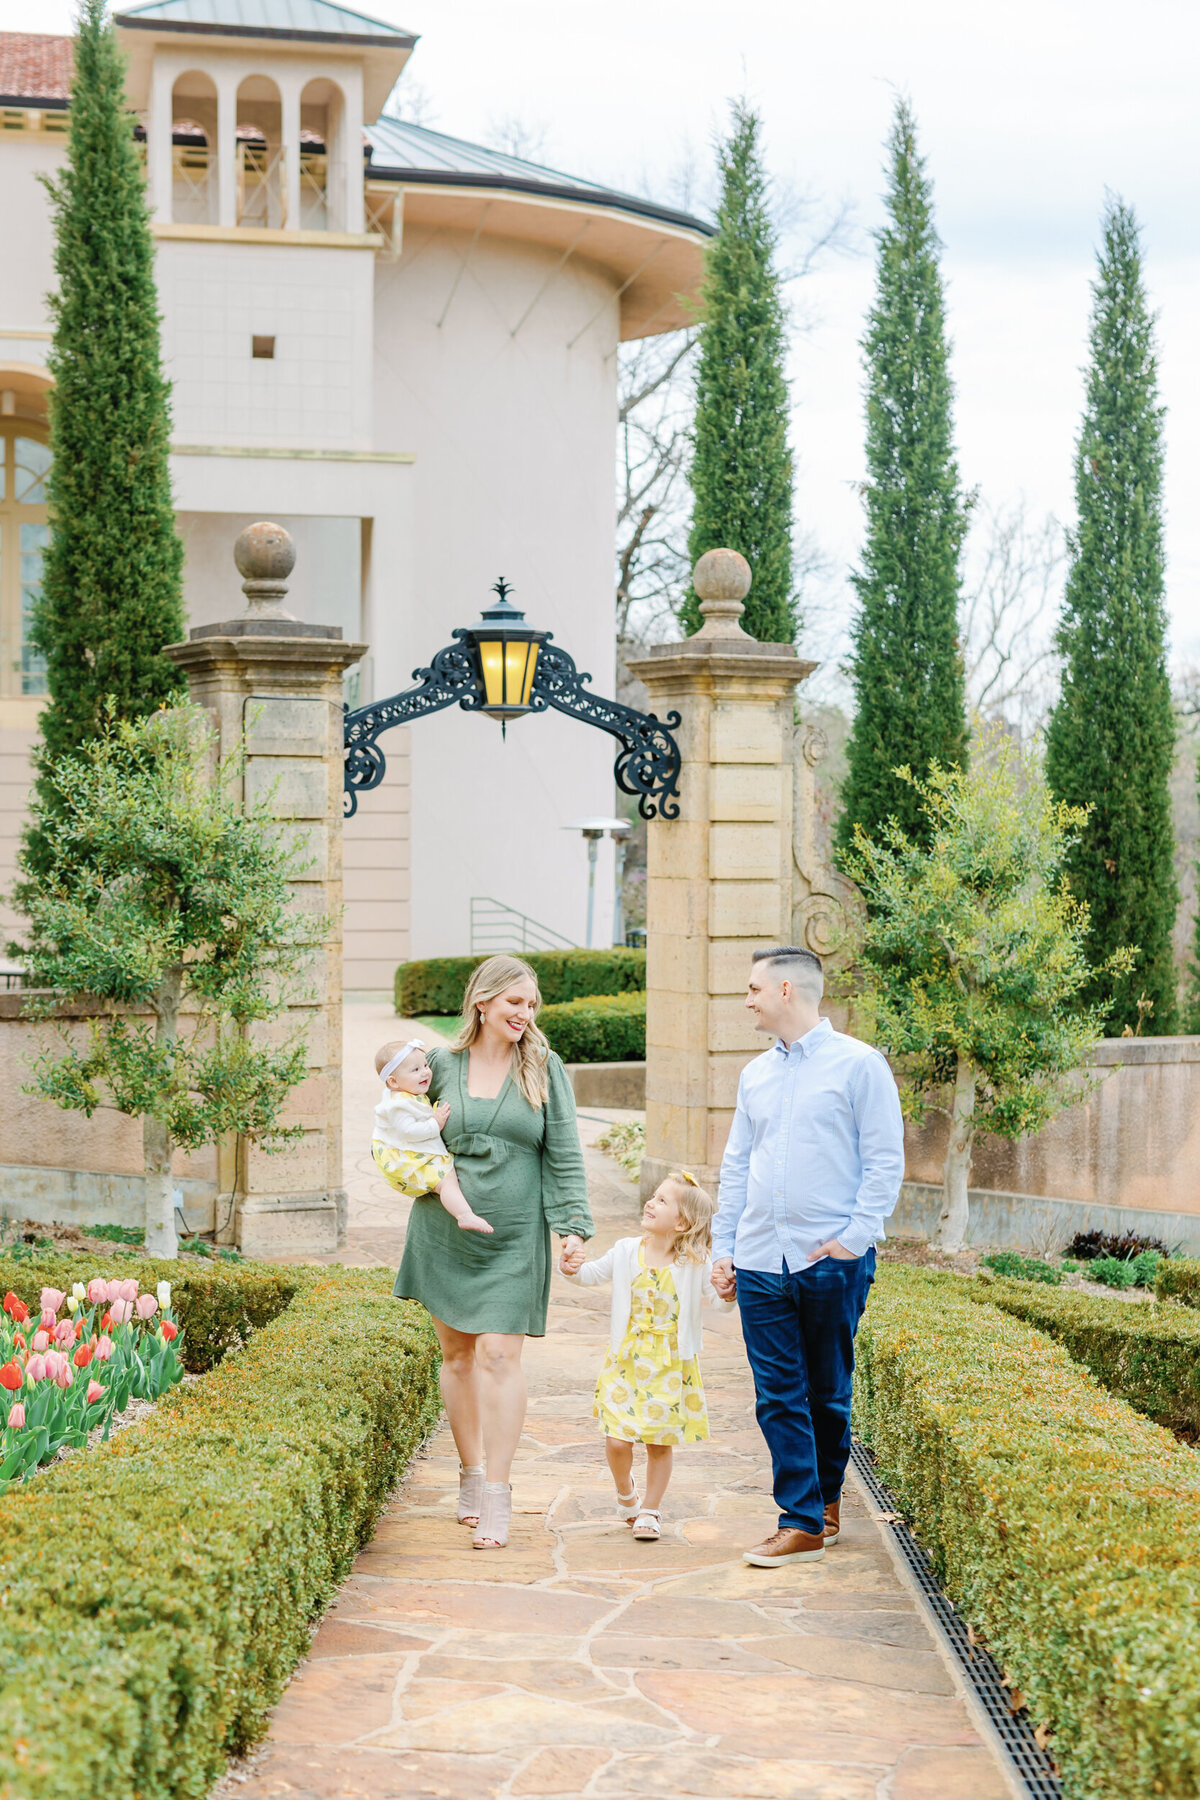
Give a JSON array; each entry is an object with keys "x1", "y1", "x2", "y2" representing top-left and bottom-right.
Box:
[{"x1": 380, "y1": 1040, "x2": 426, "y2": 1083}]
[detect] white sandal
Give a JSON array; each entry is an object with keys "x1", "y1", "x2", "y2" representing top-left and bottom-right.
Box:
[
  {"x1": 473, "y1": 1482, "x2": 512, "y2": 1549},
  {"x1": 632, "y1": 1508, "x2": 661, "y2": 1541},
  {"x1": 457, "y1": 1463, "x2": 485, "y2": 1527},
  {"x1": 616, "y1": 1485, "x2": 641, "y2": 1525}
]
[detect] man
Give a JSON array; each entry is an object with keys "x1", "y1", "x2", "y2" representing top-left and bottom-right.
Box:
[{"x1": 712, "y1": 946, "x2": 905, "y2": 1568}]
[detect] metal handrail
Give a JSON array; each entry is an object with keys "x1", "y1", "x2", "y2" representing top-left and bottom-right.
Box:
[{"x1": 469, "y1": 897, "x2": 575, "y2": 956}]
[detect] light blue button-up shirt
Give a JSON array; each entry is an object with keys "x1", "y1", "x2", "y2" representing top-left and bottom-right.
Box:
[{"x1": 713, "y1": 1017, "x2": 905, "y2": 1270}]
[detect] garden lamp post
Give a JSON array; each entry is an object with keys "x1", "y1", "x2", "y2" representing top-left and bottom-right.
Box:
[{"x1": 564, "y1": 817, "x2": 630, "y2": 948}]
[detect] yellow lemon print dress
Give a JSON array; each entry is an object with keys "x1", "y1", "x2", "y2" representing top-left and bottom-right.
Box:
[{"x1": 594, "y1": 1244, "x2": 709, "y2": 1445}]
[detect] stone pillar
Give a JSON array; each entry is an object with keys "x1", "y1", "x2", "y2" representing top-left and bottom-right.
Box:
[
  {"x1": 164, "y1": 524, "x2": 366, "y2": 1256},
  {"x1": 628, "y1": 550, "x2": 812, "y2": 1196}
]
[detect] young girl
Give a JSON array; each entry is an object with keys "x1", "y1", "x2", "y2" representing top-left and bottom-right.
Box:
[
  {"x1": 371, "y1": 1039, "x2": 493, "y2": 1234},
  {"x1": 560, "y1": 1170, "x2": 732, "y2": 1540}
]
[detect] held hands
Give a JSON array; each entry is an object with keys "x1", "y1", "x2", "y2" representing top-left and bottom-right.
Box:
[
  {"x1": 434, "y1": 1100, "x2": 451, "y2": 1129},
  {"x1": 559, "y1": 1233, "x2": 586, "y2": 1275},
  {"x1": 711, "y1": 1256, "x2": 737, "y2": 1300}
]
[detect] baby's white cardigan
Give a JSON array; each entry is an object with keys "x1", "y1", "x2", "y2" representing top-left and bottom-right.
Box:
[
  {"x1": 373, "y1": 1088, "x2": 450, "y2": 1156},
  {"x1": 564, "y1": 1235, "x2": 734, "y2": 1360}
]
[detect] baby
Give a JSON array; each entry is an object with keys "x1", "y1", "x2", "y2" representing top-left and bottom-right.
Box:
[{"x1": 371, "y1": 1039, "x2": 493, "y2": 1234}]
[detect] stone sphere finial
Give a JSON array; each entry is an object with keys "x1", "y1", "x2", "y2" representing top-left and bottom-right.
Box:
[
  {"x1": 692, "y1": 548, "x2": 752, "y2": 637},
  {"x1": 234, "y1": 521, "x2": 296, "y2": 622}
]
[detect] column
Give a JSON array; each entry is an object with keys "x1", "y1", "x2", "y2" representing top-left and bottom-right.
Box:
[
  {"x1": 147, "y1": 58, "x2": 174, "y2": 223},
  {"x1": 628, "y1": 550, "x2": 812, "y2": 1196},
  {"x1": 281, "y1": 78, "x2": 301, "y2": 232},
  {"x1": 164, "y1": 524, "x2": 366, "y2": 1256},
  {"x1": 217, "y1": 72, "x2": 238, "y2": 228}
]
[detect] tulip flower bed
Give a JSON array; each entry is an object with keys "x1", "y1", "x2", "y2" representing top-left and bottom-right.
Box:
[
  {"x1": 0, "y1": 1276, "x2": 183, "y2": 1488},
  {"x1": 0, "y1": 1258, "x2": 441, "y2": 1800}
]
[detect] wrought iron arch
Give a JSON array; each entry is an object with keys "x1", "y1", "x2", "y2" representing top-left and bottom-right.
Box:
[{"x1": 343, "y1": 628, "x2": 682, "y2": 821}]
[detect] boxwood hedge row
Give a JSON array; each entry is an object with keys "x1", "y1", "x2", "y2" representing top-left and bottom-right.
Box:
[
  {"x1": 394, "y1": 947, "x2": 645, "y2": 1017},
  {"x1": 0, "y1": 1260, "x2": 441, "y2": 1800},
  {"x1": 1154, "y1": 1255, "x2": 1200, "y2": 1308},
  {"x1": 539, "y1": 990, "x2": 646, "y2": 1063},
  {"x1": 971, "y1": 1274, "x2": 1200, "y2": 1438},
  {"x1": 854, "y1": 1265, "x2": 1200, "y2": 1800}
]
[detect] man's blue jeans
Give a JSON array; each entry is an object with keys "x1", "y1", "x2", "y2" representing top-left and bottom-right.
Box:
[{"x1": 736, "y1": 1250, "x2": 876, "y2": 1536}]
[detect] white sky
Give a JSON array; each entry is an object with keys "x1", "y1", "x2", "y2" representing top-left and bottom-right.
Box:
[{"x1": 6, "y1": 0, "x2": 1199, "y2": 667}]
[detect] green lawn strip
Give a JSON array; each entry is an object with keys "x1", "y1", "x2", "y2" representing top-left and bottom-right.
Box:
[
  {"x1": 409, "y1": 1014, "x2": 457, "y2": 1040},
  {"x1": 855, "y1": 1265, "x2": 1200, "y2": 1800},
  {"x1": 0, "y1": 1261, "x2": 441, "y2": 1800},
  {"x1": 969, "y1": 1275, "x2": 1200, "y2": 1438}
]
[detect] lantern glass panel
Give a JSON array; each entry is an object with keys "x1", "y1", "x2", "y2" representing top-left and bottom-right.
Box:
[
  {"x1": 508, "y1": 639, "x2": 538, "y2": 705},
  {"x1": 479, "y1": 638, "x2": 505, "y2": 707}
]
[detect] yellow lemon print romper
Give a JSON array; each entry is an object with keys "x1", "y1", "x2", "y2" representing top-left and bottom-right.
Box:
[{"x1": 594, "y1": 1243, "x2": 709, "y2": 1445}]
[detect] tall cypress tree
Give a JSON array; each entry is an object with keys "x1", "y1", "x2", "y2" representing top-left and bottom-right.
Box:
[
  {"x1": 836, "y1": 98, "x2": 969, "y2": 859},
  {"x1": 681, "y1": 100, "x2": 795, "y2": 642},
  {"x1": 30, "y1": 0, "x2": 184, "y2": 815},
  {"x1": 1044, "y1": 197, "x2": 1177, "y2": 1035}
]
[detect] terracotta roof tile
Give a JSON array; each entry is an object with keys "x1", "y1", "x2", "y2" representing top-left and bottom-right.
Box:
[{"x1": 0, "y1": 32, "x2": 74, "y2": 105}]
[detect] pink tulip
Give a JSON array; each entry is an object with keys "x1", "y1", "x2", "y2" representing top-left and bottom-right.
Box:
[
  {"x1": 39, "y1": 1289, "x2": 65, "y2": 1314},
  {"x1": 109, "y1": 1298, "x2": 134, "y2": 1325},
  {"x1": 43, "y1": 1350, "x2": 71, "y2": 1389},
  {"x1": 31, "y1": 1331, "x2": 49, "y2": 1353},
  {"x1": 116, "y1": 1279, "x2": 138, "y2": 1304},
  {"x1": 6, "y1": 1403, "x2": 24, "y2": 1429},
  {"x1": 39, "y1": 1308, "x2": 57, "y2": 1332},
  {"x1": 53, "y1": 1319, "x2": 75, "y2": 1346},
  {"x1": 104, "y1": 1280, "x2": 123, "y2": 1304},
  {"x1": 94, "y1": 1335, "x2": 114, "y2": 1362},
  {"x1": 86, "y1": 1278, "x2": 108, "y2": 1304},
  {"x1": 135, "y1": 1294, "x2": 158, "y2": 1319},
  {"x1": 24, "y1": 1354, "x2": 46, "y2": 1383},
  {"x1": 54, "y1": 1363, "x2": 73, "y2": 1389},
  {"x1": 85, "y1": 1379, "x2": 104, "y2": 1405}
]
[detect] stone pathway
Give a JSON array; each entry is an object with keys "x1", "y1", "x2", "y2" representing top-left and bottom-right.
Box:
[{"x1": 229, "y1": 1000, "x2": 1015, "y2": 1800}]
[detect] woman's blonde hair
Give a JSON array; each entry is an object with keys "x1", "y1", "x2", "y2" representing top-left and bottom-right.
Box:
[
  {"x1": 450, "y1": 954, "x2": 550, "y2": 1109},
  {"x1": 662, "y1": 1169, "x2": 716, "y2": 1265}
]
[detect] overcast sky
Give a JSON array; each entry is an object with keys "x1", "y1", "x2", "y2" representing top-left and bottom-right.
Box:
[{"x1": 7, "y1": 0, "x2": 1199, "y2": 674}]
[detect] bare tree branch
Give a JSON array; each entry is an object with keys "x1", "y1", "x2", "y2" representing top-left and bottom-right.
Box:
[{"x1": 962, "y1": 499, "x2": 1065, "y2": 737}]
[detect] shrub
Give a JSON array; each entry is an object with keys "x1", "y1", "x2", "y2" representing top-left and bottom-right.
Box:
[
  {"x1": 969, "y1": 1274, "x2": 1200, "y2": 1438},
  {"x1": 0, "y1": 1263, "x2": 441, "y2": 1799},
  {"x1": 1155, "y1": 1256, "x2": 1200, "y2": 1308},
  {"x1": 1064, "y1": 1227, "x2": 1169, "y2": 1262},
  {"x1": 597, "y1": 1119, "x2": 645, "y2": 1181},
  {"x1": 979, "y1": 1251, "x2": 1063, "y2": 1285},
  {"x1": 539, "y1": 991, "x2": 646, "y2": 1064},
  {"x1": 394, "y1": 947, "x2": 646, "y2": 1017},
  {"x1": 855, "y1": 1264, "x2": 1200, "y2": 1799}
]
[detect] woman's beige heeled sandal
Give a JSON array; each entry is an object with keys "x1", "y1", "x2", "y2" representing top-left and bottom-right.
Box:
[
  {"x1": 457, "y1": 1463, "x2": 485, "y2": 1527},
  {"x1": 632, "y1": 1508, "x2": 661, "y2": 1541},
  {"x1": 616, "y1": 1486, "x2": 641, "y2": 1525},
  {"x1": 472, "y1": 1482, "x2": 512, "y2": 1549}
]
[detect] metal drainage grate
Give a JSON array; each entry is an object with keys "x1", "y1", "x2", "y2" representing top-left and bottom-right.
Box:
[{"x1": 850, "y1": 1439, "x2": 1061, "y2": 1800}]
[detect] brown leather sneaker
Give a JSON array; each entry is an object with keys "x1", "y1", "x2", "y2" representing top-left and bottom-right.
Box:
[
  {"x1": 743, "y1": 1527, "x2": 826, "y2": 1567},
  {"x1": 823, "y1": 1499, "x2": 841, "y2": 1544}
]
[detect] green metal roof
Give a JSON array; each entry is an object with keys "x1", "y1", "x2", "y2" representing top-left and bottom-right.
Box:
[{"x1": 114, "y1": 1, "x2": 416, "y2": 47}]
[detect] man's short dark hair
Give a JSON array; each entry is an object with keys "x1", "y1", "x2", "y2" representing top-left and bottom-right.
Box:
[{"x1": 751, "y1": 945, "x2": 824, "y2": 998}]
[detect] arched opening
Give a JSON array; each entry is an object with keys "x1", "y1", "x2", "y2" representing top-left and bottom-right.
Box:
[
  {"x1": 170, "y1": 71, "x2": 217, "y2": 225},
  {"x1": 236, "y1": 75, "x2": 284, "y2": 228},
  {"x1": 299, "y1": 77, "x2": 346, "y2": 231},
  {"x1": 0, "y1": 383, "x2": 51, "y2": 698}
]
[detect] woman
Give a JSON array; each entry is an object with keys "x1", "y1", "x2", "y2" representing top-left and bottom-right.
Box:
[{"x1": 394, "y1": 954, "x2": 592, "y2": 1549}]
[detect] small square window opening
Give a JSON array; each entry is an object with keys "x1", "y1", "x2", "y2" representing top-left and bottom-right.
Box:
[{"x1": 252, "y1": 335, "x2": 276, "y2": 359}]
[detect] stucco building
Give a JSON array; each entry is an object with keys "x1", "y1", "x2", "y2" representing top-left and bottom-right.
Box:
[{"x1": 0, "y1": 1, "x2": 707, "y2": 986}]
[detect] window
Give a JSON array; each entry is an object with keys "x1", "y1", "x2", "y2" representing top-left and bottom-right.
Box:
[{"x1": 0, "y1": 425, "x2": 51, "y2": 697}]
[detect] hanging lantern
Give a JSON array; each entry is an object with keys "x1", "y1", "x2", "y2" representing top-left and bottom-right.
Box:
[{"x1": 462, "y1": 579, "x2": 548, "y2": 727}]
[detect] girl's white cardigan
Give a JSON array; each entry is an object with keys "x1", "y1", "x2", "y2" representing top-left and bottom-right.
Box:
[{"x1": 563, "y1": 1235, "x2": 734, "y2": 1360}]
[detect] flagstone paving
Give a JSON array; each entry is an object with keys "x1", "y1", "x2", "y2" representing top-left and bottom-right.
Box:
[{"x1": 227, "y1": 1000, "x2": 1016, "y2": 1800}]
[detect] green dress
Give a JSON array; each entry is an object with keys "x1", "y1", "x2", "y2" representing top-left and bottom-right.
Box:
[{"x1": 393, "y1": 1045, "x2": 592, "y2": 1337}]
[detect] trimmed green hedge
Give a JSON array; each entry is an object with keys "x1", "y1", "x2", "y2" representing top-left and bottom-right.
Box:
[
  {"x1": 394, "y1": 947, "x2": 646, "y2": 1016},
  {"x1": 0, "y1": 1261, "x2": 441, "y2": 1800},
  {"x1": 1155, "y1": 1255, "x2": 1200, "y2": 1308},
  {"x1": 539, "y1": 990, "x2": 646, "y2": 1063},
  {"x1": 0, "y1": 1253, "x2": 303, "y2": 1372},
  {"x1": 855, "y1": 1265, "x2": 1200, "y2": 1800},
  {"x1": 972, "y1": 1274, "x2": 1200, "y2": 1438}
]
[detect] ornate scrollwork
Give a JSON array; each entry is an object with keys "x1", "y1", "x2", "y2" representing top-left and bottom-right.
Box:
[
  {"x1": 343, "y1": 630, "x2": 683, "y2": 822},
  {"x1": 342, "y1": 634, "x2": 483, "y2": 817},
  {"x1": 531, "y1": 640, "x2": 681, "y2": 820}
]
